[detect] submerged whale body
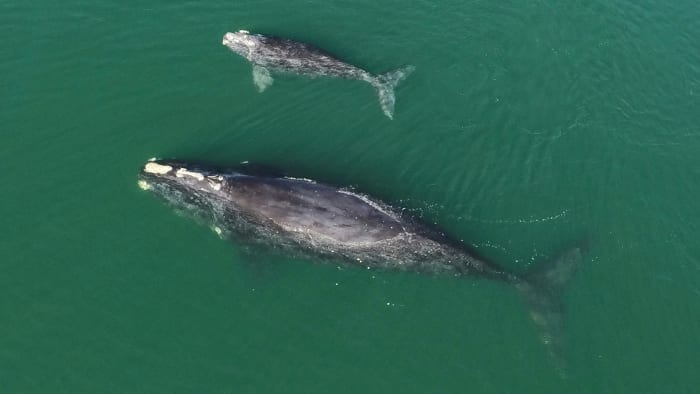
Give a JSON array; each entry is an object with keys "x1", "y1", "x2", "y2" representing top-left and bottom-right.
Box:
[
  {"x1": 222, "y1": 30, "x2": 414, "y2": 119},
  {"x1": 138, "y1": 158, "x2": 582, "y2": 369}
]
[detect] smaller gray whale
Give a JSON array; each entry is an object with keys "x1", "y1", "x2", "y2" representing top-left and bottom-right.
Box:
[
  {"x1": 138, "y1": 158, "x2": 584, "y2": 370},
  {"x1": 222, "y1": 30, "x2": 414, "y2": 119}
]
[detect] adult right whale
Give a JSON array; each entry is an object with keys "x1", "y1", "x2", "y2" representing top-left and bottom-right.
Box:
[
  {"x1": 138, "y1": 158, "x2": 583, "y2": 369},
  {"x1": 222, "y1": 30, "x2": 414, "y2": 119}
]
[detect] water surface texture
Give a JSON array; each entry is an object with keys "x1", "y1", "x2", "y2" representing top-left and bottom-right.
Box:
[{"x1": 2, "y1": 0, "x2": 700, "y2": 392}]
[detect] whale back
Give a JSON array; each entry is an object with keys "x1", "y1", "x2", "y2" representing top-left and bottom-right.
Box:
[{"x1": 224, "y1": 176, "x2": 403, "y2": 244}]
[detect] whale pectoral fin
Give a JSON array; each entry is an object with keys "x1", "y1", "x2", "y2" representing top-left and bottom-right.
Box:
[{"x1": 252, "y1": 65, "x2": 273, "y2": 92}]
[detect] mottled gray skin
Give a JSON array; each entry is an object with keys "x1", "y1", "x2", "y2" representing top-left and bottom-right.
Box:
[
  {"x1": 222, "y1": 30, "x2": 414, "y2": 119},
  {"x1": 224, "y1": 31, "x2": 371, "y2": 80},
  {"x1": 138, "y1": 158, "x2": 514, "y2": 281}
]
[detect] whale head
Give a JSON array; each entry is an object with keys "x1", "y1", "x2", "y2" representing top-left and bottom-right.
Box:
[
  {"x1": 138, "y1": 158, "x2": 234, "y2": 226},
  {"x1": 222, "y1": 30, "x2": 260, "y2": 58},
  {"x1": 139, "y1": 158, "x2": 226, "y2": 191}
]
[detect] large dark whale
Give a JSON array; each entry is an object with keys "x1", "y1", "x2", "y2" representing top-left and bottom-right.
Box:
[
  {"x1": 222, "y1": 30, "x2": 414, "y2": 119},
  {"x1": 138, "y1": 158, "x2": 582, "y2": 368}
]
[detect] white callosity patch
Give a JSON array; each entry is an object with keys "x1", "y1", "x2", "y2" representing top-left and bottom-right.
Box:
[
  {"x1": 222, "y1": 32, "x2": 236, "y2": 46},
  {"x1": 208, "y1": 179, "x2": 222, "y2": 191},
  {"x1": 222, "y1": 31, "x2": 258, "y2": 59},
  {"x1": 175, "y1": 168, "x2": 204, "y2": 181},
  {"x1": 137, "y1": 180, "x2": 151, "y2": 190},
  {"x1": 144, "y1": 162, "x2": 173, "y2": 175}
]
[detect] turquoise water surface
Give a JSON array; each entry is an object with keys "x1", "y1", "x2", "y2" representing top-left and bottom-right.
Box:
[{"x1": 2, "y1": 0, "x2": 700, "y2": 392}]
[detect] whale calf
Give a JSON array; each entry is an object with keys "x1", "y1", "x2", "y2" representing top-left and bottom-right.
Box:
[
  {"x1": 222, "y1": 30, "x2": 414, "y2": 119},
  {"x1": 138, "y1": 158, "x2": 583, "y2": 368}
]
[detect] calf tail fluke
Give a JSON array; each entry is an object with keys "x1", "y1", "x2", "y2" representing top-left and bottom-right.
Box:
[
  {"x1": 515, "y1": 247, "x2": 584, "y2": 375},
  {"x1": 371, "y1": 66, "x2": 415, "y2": 119}
]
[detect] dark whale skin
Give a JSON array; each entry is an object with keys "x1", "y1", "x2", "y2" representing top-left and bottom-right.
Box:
[
  {"x1": 138, "y1": 159, "x2": 511, "y2": 280},
  {"x1": 224, "y1": 174, "x2": 511, "y2": 279}
]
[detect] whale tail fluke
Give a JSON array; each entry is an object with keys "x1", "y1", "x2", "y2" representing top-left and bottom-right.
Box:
[
  {"x1": 371, "y1": 66, "x2": 415, "y2": 119},
  {"x1": 515, "y1": 247, "x2": 584, "y2": 375}
]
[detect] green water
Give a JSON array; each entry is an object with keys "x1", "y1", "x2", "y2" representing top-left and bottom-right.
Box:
[{"x1": 3, "y1": 0, "x2": 700, "y2": 392}]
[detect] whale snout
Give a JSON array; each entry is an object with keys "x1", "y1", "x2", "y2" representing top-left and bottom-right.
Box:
[
  {"x1": 138, "y1": 158, "x2": 224, "y2": 194},
  {"x1": 222, "y1": 30, "x2": 257, "y2": 53},
  {"x1": 222, "y1": 30, "x2": 250, "y2": 45},
  {"x1": 222, "y1": 32, "x2": 236, "y2": 45}
]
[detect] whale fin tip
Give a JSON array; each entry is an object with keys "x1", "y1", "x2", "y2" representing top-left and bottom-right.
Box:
[
  {"x1": 252, "y1": 65, "x2": 273, "y2": 92},
  {"x1": 516, "y1": 246, "x2": 585, "y2": 375},
  {"x1": 372, "y1": 66, "x2": 415, "y2": 119}
]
